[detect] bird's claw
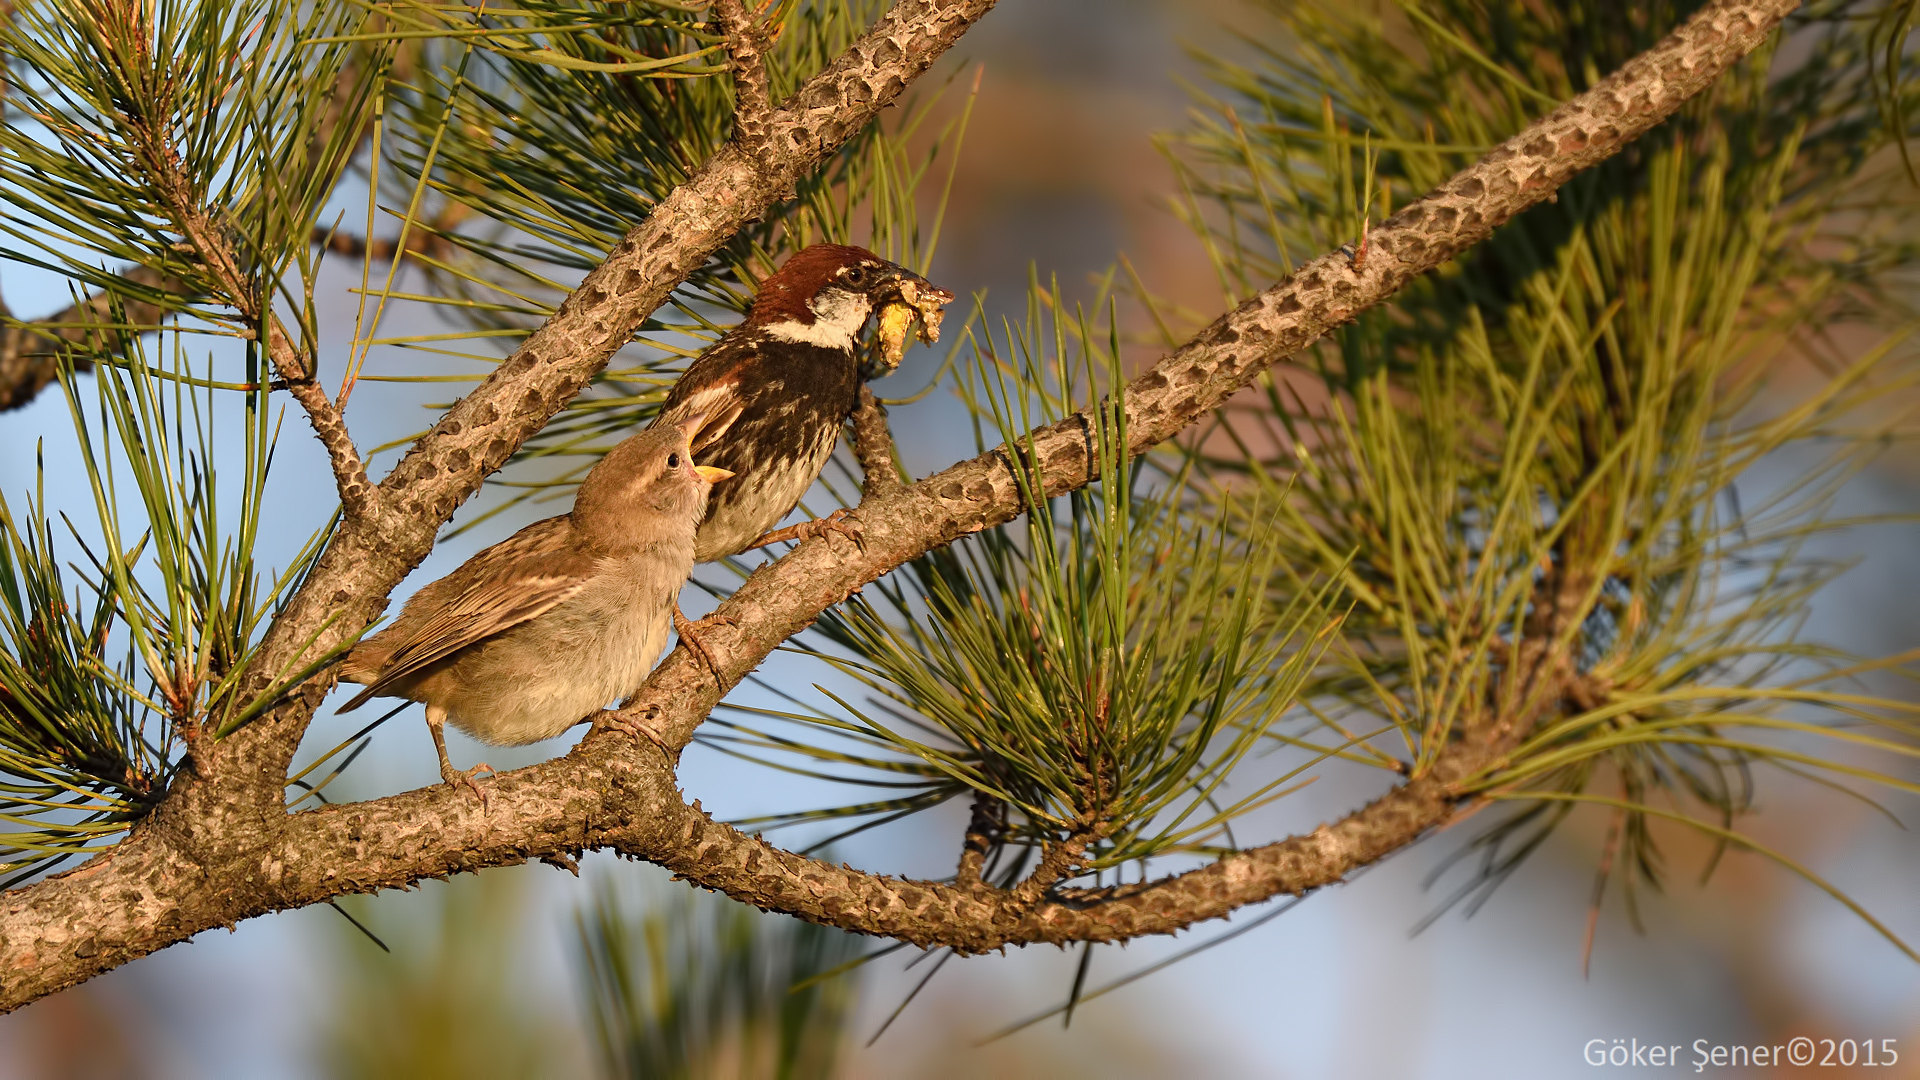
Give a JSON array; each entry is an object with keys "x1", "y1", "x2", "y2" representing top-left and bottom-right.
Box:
[
  {"x1": 674, "y1": 602, "x2": 734, "y2": 689},
  {"x1": 593, "y1": 706, "x2": 671, "y2": 754},
  {"x1": 441, "y1": 760, "x2": 495, "y2": 803},
  {"x1": 751, "y1": 507, "x2": 862, "y2": 551}
]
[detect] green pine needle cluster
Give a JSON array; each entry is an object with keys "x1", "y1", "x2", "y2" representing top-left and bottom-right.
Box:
[
  {"x1": 0, "y1": 322, "x2": 330, "y2": 884},
  {"x1": 0, "y1": 0, "x2": 380, "y2": 883},
  {"x1": 0, "y1": 0, "x2": 385, "y2": 340},
  {"x1": 712, "y1": 286, "x2": 1340, "y2": 881},
  {"x1": 1158, "y1": 0, "x2": 1920, "y2": 948}
]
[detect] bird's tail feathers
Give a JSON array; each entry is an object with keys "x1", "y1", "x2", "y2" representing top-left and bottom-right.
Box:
[{"x1": 338, "y1": 683, "x2": 379, "y2": 714}]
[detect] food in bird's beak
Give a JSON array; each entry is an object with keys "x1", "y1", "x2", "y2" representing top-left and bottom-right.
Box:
[{"x1": 874, "y1": 278, "x2": 954, "y2": 370}]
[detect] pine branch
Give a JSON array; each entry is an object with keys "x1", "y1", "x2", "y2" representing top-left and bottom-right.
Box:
[
  {"x1": 1007, "y1": 825, "x2": 1099, "y2": 908},
  {"x1": 714, "y1": 0, "x2": 774, "y2": 151},
  {"x1": 0, "y1": 267, "x2": 174, "y2": 411},
  {"x1": 954, "y1": 793, "x2": 1004, "y2": 889},
  {"x1": 106, "y1": 51, "x2": 376, "y2": 519},
  {"x1": 0, "y1": 0, "x2": 1795, "y2": 1013},
  {"x1": 849, "y1": 384, "x2": 904, "y2": 499},
  {"x1": 0, "y1": 223, "x2": 453, "y2": 414},
  {"x1": 0, "y1": 41, "x2": 393, "y2": 415}
]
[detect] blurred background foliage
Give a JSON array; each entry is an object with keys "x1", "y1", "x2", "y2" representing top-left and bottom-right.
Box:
[
  {"x1": 575, "y1": 867, "x2": 860, "y2": 1080},
  {"x1": 316, "y1": 863, "x2": 861, "y2": 1080},
  {"x1": 318, "y1": 871, "x2": 559, "y2": 1080},
  {"x1": 3, "y1": 0, "x2": 1920, "y2": 1075}
]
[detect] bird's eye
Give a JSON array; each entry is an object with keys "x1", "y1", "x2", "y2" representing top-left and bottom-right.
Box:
[
  {"x1": 668, "y1": 453, "x2": 680, "y2": 468},
  {"x1": 844, "y1": 266, "x2": 866, "y2": 285}
]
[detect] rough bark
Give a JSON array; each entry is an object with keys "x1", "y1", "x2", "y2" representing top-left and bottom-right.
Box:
[
  {"x1": 0, "y1": 0, "x2": 1001, "y2": 1011},
  {"x1": 848, "y1": 384, "x2": 905, "y2": 499},
  {"x1": 713, "y1": 0, "x2": 774, "y2": 151},
  {"x1": 0, "y1": 0, "x2": 1795, "y2": 1013}
]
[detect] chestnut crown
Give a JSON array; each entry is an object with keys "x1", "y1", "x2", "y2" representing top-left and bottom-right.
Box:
[{"x1": 747, "y1": 243, "x2": 928, "y2": 331}]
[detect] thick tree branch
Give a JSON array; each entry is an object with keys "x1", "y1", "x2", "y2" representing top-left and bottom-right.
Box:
[
  {"x1": 626, "y1": 0, "x2": 1799, "y2": 748},
  {"x1": 0, "y1": 607, "x2": 1574, "y2": 981},
  {"x1": 0, "y1": 0, "x2": 1792, "y2": 1013},
  {"x1": 0, "y1": 0, "x2": 1000, "y2": 1011}
]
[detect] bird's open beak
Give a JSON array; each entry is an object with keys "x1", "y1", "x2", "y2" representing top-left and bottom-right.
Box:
[{"x1": 662, "y1": 415, "x2": 735, "y2": 481}]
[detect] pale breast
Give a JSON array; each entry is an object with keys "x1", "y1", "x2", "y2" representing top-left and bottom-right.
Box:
[{"x1": 694, "y1": 423, "x2": 840, "y2": 561}]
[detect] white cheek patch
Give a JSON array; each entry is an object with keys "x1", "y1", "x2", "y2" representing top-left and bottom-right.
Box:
[{"x1": 761, "y1": 290, "x2": 871, "y2": 351}]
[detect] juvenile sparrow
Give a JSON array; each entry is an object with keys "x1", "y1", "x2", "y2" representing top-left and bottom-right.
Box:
[
  {"x1": 337, "y1": 415, "x2": 733, "y2": 796},
  {"x1": 652, "y1": 243, "x2": 954, "y2": 562}
]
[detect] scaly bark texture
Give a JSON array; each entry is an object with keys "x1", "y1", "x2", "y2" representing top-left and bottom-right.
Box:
[
  {"x1": 0, "y1": 0, "x2": 1000, "y2": 1011},
  {"x1": 0, "y1": 0, "x2": 1794, "y2": 1013}
]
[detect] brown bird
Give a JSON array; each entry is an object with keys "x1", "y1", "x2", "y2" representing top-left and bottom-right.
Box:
[
  {"x1": 337, "y1": 415, "x2": 733, "y2": 796},
  {"x1": 651, "y1": 243, "x2": 953, "y2": 562}
]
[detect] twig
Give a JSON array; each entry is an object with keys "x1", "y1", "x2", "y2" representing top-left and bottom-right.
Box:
[
  {"x1": 850, "y1": 384, "x2": 904, "y2": 500},
  {"x1": 0, "y1": 267, "x2": 179, "y2": 412},
  {"x1": 1009, "y1": 826, "x2": 1096, "y2": 908},
  {"x1": 311, "y1": 224, "x2": 454, "y2": 262},
  {"x1": 955, "y1": 793, "x2": 1003, "y2": 888},
  {"x1": 713, "y1": 0, "x2": 772, "y2": 150},
  {"x1": 125, "y1": 93, "x2": 377, "y2": 519},
  {"x1": 0, "y1": 223, "x2": 454, "y2": 415},
  {"x1": 0, "y1": 30, "x2": 394, "y2": 424}
]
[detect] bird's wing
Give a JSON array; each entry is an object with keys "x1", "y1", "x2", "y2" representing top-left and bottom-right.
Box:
[
  {"x1": 658, "y1": 338, "x2": 754, "y2": 456},
  {"x1": 340, "y1": 519, "x2": 596, "y2": 710}
]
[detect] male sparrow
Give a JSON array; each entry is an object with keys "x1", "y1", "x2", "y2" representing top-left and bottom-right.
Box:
[{"x1": 651, "y1": 243, "x2": 953, "y2": 561}]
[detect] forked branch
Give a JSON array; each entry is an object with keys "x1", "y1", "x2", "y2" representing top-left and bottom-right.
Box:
[
  {"x1": 0, "y1": 0, "x2": 1797, "y2": 1013},
  {"x1": 0, "y1": 0, "x2": 1004, "y2": 1011}
]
